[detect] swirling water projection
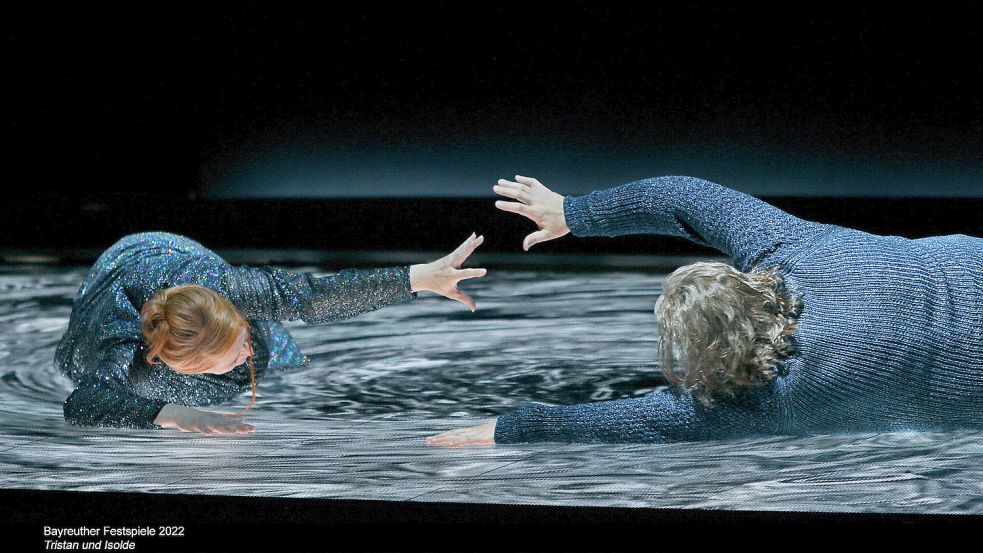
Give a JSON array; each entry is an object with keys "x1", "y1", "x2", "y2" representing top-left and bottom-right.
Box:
[{"x1": 1, "y1": 265, "x2": 981, "y2": 512}]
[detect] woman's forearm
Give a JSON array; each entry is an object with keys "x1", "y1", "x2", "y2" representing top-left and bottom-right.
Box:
[
  {"x1": 63, "y1": 382, "x2": 168, "y2": 429},
  {"x1": 223, "y1": 265, "x2": 417, "y2": 324}
]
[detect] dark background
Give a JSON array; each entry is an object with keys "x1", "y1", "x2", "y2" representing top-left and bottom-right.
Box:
[
  {"x1": 7, "y1": 1, "x2": 982, "y2": 256},
  {"x1": 4, "y1": 4, "x2": 982, "y2": 541}
]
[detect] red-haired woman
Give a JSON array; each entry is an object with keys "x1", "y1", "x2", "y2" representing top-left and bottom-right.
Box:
[{"x1": 56, "y1": 231, "x2": 485, "y2": 434}]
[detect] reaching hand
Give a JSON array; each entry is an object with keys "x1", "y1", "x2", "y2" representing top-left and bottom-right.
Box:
[
  {"x1": 153, "y1": 403, "x2": 255, "y2": 435},
  {"x1": 410, "y1": 233, "x2": 487, "y2": 312},
  {"x1": 426, "y1": 421, "x2": 497, "y2": 448},
  {"x1": 494, "y1": 175, "x2": 570, "y2": 251}
]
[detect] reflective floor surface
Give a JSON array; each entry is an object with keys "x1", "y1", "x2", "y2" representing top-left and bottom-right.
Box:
[{"x1": 1, "y1": 265, "x2": 981, "y2": 513}]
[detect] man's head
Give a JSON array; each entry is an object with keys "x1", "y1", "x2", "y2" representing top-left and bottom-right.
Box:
[{"x1": 654, "y1": 262, "x2": 801, "y2": 405}]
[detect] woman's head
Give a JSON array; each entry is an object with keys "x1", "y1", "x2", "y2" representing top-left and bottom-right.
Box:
[
  {"x1": 140, "y1": 285, "x2": 256, "y2": 412},
  {"x1": 141, "y1": 285, "x2": 248, "y2": 373},
  {"x1": 654, "y1": 262, "x2": 801, "y2": 406}
]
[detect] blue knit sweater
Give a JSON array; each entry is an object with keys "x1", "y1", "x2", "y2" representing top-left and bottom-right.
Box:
[{"x1": 493, "y1": 176, "x2": 983, "y2": 443}]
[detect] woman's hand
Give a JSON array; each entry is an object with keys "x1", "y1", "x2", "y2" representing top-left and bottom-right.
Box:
[
  {"x1": 494, "y1": 175, "x2": 570, "y2": 251},
  {"x1": 153, "y1": 403, "x2": 255, "y2": 435},
  {"x1": 426, "y1": 420, "x2": 497, "y2": 447},
  {"x1": 410, "y1": 233, "x2": 487, "y2": 312}
]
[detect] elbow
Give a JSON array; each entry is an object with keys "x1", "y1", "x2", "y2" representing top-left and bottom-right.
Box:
[
  {"x1": 63, "y1": 393, "x2": 89, "y2": 427},
  {"x1": 638, "y1": 175, "x2": 709, "y2": 195},
  {"x1": 632, "y1": 176, "x2": 683, "y2": 207},
  {"x1": 63, "y1": 389, "x2": 99, "y2": 427}
]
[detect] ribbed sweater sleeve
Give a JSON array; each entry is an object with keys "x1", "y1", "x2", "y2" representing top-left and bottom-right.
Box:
[
  {"x1": 494, "y1": 385, "x2": 783, "y2": 444},
  {"x1": 562, "y1": 176, "x2": 827, "y2": 270}
]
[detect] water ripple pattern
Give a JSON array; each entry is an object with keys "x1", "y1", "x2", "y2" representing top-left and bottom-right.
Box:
[{"x1": 1, "y1": 265, "x2": 981, "y2": 513}]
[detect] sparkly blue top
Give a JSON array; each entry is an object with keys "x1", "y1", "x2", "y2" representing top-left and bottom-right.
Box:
[
  {"x1": 55, "y1": 232, "x2": 416, "y2": 429},
  {"x1": 494, "y1": 176, "x2": 983, "y2": 443}
]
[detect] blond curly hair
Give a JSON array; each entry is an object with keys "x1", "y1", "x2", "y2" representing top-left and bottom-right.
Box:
[{"x1": 654, "y1": 262, "x2": 802, "y2": 406}]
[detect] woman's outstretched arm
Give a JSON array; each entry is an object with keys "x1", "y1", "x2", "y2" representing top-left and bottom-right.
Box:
[
  {"x1": 428, "y1": 384, "x2": 785, "y2": 445},
  {"x1": 220, "y1": 234, "x2": 486, "y2": 323},
  {"x1": 221, "y1": 265, "x2": 417, "y2": 324},
  {"x1": 495, "y1": 175, "x2": 830, "y2": 271}
]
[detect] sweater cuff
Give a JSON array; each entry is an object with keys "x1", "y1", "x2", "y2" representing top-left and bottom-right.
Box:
[
  {"x1": 121, "y1": 397, "x2": 170, "y2": 429},
  {"x1": 397, "y1": 265, "x2": 419, "y2": 300},
  {"x1": 494, "y1": 401, "x2": 569, "y2": 444},
  {"x1": 493, "y1": 409, "x2": 524, "y2": 443},
  {"x1": 144, "y1": 400, "x2": 169, "y2": 429},
  {"x1": 563, "y1": 195, "x2": 601, "y2": 237}
]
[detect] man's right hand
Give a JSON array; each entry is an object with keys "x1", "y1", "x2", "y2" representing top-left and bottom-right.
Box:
[
  {"x1": 494, "y1": 175, "x2": 570, "y2": 251},
  {"x1": 153, "y1": 403, "x2": 255, "y2": 435}
]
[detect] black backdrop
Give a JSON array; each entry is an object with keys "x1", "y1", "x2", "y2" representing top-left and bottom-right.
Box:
[
  {"x1": 7, "y1": 1, "x2": 982, "y2": 253},
  {"x1": 5, "y1": 4, "x2": 983, "y2": 547}
]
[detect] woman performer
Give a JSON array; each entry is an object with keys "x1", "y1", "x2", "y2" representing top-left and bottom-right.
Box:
[{"x1": 57, "y1": 231, "x2": 486, "y2": 434}]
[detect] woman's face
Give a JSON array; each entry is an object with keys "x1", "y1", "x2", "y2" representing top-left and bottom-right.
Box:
[{"x1": 199, "y1": 326, "x2": 251, "y2": 375}]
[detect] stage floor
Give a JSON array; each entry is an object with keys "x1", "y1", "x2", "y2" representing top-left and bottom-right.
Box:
[{"x1": 2, "y1": 264, "x2": 981, "y2": 513}]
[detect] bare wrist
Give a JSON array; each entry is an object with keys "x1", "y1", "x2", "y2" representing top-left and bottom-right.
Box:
[
  {"x1": 409, "y1": 264, "x2": 421, "y2": 292},
  {"x1": 153, "y1": 403, "x2": 184, "y2": 427},
  {"x1": 409, "y1": 263, "x2": 430, "y2": 293}
]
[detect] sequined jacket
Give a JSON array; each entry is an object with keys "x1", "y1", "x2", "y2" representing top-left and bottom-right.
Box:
[
  {"x1": 55, "y1": 232, "x2": 416, "y2": 429},
  {"x1": 494, "y1": 176, "x2": 983, "y2": 443}
]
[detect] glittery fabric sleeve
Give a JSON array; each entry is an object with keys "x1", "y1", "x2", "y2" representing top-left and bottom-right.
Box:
[
  {"x1": 493, "y1": 385, "x2": 784, "y2": 444},
  {"x1": 221, "y1": 265, "x2": 417, "y2": 324},
  {"x1": 63, "y1": 340, "x2": 168, "y2": 429},
  {"x1": 562, "y1": 176, "x2": 829, "y2": 270}
]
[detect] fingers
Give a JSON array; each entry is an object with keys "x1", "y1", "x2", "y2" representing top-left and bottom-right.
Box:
[
  {"x1": 426, "y1": 432, "x2": 492, "y2": 447},
  {"x1": 447, "y1": 440, "x2": 493, "y2": 448},
  {"x1": 455, "y1": 268, "x2": 487, "y2": 281},
  {"x1": 177, "y1": 424, "x2": 213, "y2": 435},
  {"x1": 493, "y1": 181, "x2": 532, "y2": 204},
  {"x1": 426, "y1": 422, "x2": 495, "y2": 447},
  {"x1": 448, "y1": 289, "x2": 477, "y2": 312},
  {"x1": 215, "y1": 415, "x2": 254, "y2": 434},
  {"x1": 523, "y1": 229, "x2": 554, "y2": 251},
  {"x1": 179, "y1": 415, "x2": 253, "y2": 435},
  {"x1": 426, "y1": 429, "x2": 468, "y2": 446},
  {"x1": 514, "y1": 175, "x2": 545, "y2": 190},
  {"x1": 495, "y1": 200, "x2": 533, "y2": 218},
  {"x1": 455, "y1": 232, "x2": 477, "y2": 248},
  {"x1": 452, "y1": 234, "x2": 484, "y2": 267},
  {"x1": 455, "y1": 233, "x2": 483, "y2": 258},
  {"x1": 452, "y1": 232, "x2": 478, "y2": 254},
  {"x1": 426, "y1": 434, "x2": 447, "y2": 445},
  {"x1": 201, "y1": 424, "x2": 252, "y2": 435}
]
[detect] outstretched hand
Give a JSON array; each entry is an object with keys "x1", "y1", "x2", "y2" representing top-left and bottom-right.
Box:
[
  {"x1": 494, "y1": 175, "x2": 570, "y2": 250},
  {"x1": 410, "y1": 233, "x2": 487, "y2": 312},
  {"x1": 153, "y1": 403, "x2": 255, "y2": 435},
  {"x1": 426, "y1": 421, "x2": 496, "y2": 448}
]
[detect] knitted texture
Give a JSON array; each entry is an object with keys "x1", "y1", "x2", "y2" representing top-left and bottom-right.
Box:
[
  {"x1": 55, "y1": 232, "x2": 416, "y2": 429},
  {"x1": 495, "y1": 176, "x2": 983, "y2": 443}
]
